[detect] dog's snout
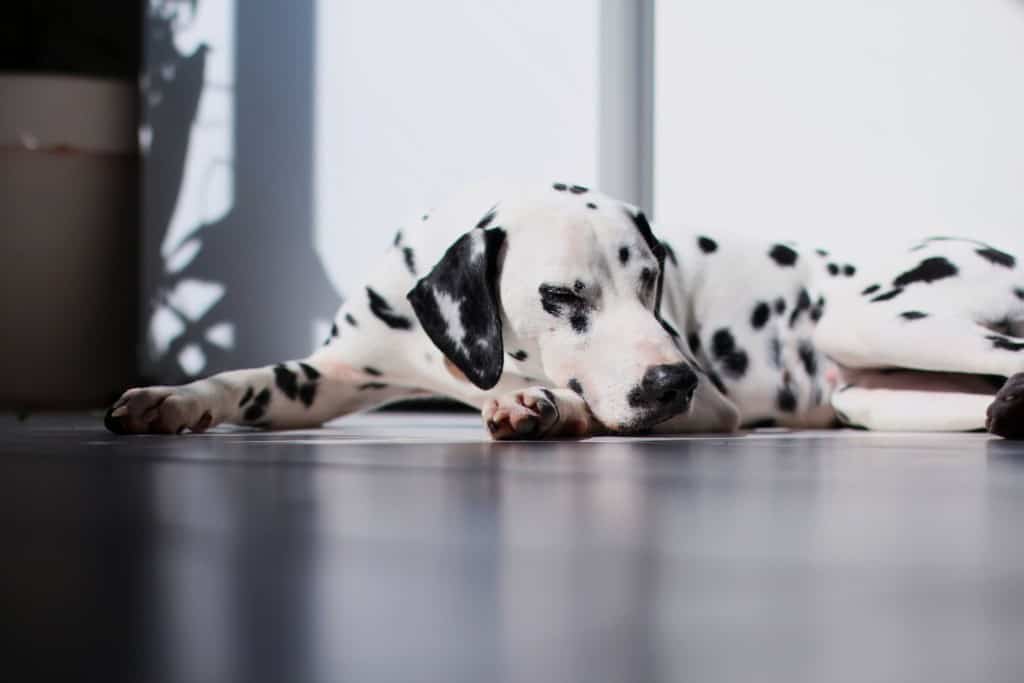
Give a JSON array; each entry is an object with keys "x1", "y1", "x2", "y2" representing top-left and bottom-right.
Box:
[{"x1": 633, "y1": 363, "x2": 699, "y2": 409}]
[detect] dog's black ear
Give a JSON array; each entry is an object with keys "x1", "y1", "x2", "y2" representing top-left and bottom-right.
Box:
[
  {"x1": 624, "y1": 206, "x2": 667, "y2": 317},
  {"x1": 407, "y1": 227, "x2": 507, "y2": 389}
]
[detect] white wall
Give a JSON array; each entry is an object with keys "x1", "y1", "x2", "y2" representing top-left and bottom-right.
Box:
[
  {"x1": 654, "y1": 0, "x2": 1024, "y2": 256},
  {"x1": 315, "y1": 1, "x2": 601, "y2": 295}
]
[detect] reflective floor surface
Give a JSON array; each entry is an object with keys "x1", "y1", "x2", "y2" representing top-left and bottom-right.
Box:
[{"x1": 2, "y1": 413, "x2": 1024, "y2": 682}]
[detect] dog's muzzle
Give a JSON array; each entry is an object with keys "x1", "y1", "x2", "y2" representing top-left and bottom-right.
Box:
[{"x1": 624, "y1": 362, "x2": 699, "y2": 431}]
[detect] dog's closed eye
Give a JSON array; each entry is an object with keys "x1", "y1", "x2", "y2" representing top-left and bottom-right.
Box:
[
  {"x1": 539, "y1": 283, "x2": 591, "y2": 322},
  {"x1": 539, "y1": 284, "x2": 585, "y2": 303}
]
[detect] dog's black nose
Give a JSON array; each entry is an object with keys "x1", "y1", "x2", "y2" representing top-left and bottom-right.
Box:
[{"x1": 633, "y1": 363, "x2": 699, "y2": 409}]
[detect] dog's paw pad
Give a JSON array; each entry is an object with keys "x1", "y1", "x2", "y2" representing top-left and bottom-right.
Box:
[
  {"x1": 482, "y1": 388, "x2": 560, "y2": 441},
  {"x1": 105, "y1": 387, "x2": 213, "y2": 436}
]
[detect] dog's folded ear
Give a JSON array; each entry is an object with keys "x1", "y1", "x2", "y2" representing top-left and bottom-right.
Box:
[
  {"x1": 407, "y1": 227, "x2": 507, "y2": 390},
  {"x1": 624, "y1": 206, "x2": 667, "y2": 317}
]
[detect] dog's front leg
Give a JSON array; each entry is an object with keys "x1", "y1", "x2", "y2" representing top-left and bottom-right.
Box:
[
  {"x1": 105, "y1": 354, "x2": 417, "y2": 434},
  {"x1": 482, "y1": 387, "x2": 598, "y2": 440}
]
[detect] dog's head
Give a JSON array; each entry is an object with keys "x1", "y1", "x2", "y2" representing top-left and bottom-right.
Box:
[{"x1": 408, "y1": 187, "x2": 736, "y2": 433}]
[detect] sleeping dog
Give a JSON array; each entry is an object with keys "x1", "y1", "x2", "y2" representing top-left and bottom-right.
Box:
[{"x1": 106, "y1": 182, "x2": 1024, "y2": 439}]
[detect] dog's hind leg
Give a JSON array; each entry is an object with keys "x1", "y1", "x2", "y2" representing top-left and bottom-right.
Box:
[
  {"x1": 816, "y1": 311, "x2": 1024, "y2": 378},
  {"x1": 833, "y1": 386, "x2": 993, "y2": 432}
]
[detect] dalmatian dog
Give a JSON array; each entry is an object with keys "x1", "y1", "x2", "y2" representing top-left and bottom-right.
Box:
[{"x1": 106, "y1": 182, "x2": 1024, "y2": 440}]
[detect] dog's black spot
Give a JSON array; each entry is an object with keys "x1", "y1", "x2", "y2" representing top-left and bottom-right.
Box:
[
  {"x1": 844, "y1": 264, "x2": 856, "y2": 276},
  {"x1": 345, "y1": 313, "x2": 358, "y2": 327},
  {"x1": 697, "y1": 236, "x2": 718, "y2": 253},
  {"x1": 299, "y1": 362, "x2": 320, "y2": 380},
  {"x1": 509, "y1": 350, "x2": 529, "y2": 361},
  {"x1": 660, "y1": 319, "x2": 680, "y2": 338},
  {"x1": 330, "y1": 322, "x2": 339, "y2": 338},
  {"x1": 363, "y1": 366, "x2": 383, "y2": 376},
  {"x1": 393, "y1": 230, "x2": 403, "y2": 247},
  {"x1": 769, "y1": 336, "x2": 783, "y2": 368},
  {"x1": 777, "y1": 385, "x2": 798, "y2": 413},
  {"x1": 751, "y1": 302, "x2": 771, "y2": 330},
  {"x1": 798, "y1": 340, "x2": 817, "y2": 376},
  {"x1": 244, "y1": 388, "x2": 270, "y2": 421},
  {"x1": 810, "y1": 296, "x2": 825, "y2": 323},
  {"x1": 977, "y1": 247, "x2": 1015, "y2": 269},
  {"x1": 1016, "y1": 288, "x2": 1024, "y2": 301},
  {"x1": 586, "y1": 202, "x2": 598, "y2": 210},
  {"x1": 552, "y1": 182, "x2": 567, "y2": 191},
  {"x1": 476, "y1": 208, "x2": 497, "y2": 230},
  {"x1": 570, "y1": 313, "x2": 589, "y2": 334},
  {"x1": 422, "y1": 214, "x2": 429, "y2": 221},
  {"x1": 900, "y1": 311, "x2": 929, "y2": 321},
  {"x1": 640, "y1": 267, "x2": 656, "y2": 293},
  {"x1": 789, "y1": 288, "x2": 812, "y2": 327},
  {"x1": 711, "y1": 328, "x2": 749, "y2": 378},
  {"x1": 274, "y1": 364, "x2": 299, "y2": 400},
  {"x1": 774, "y1": 297, "x2": 787, "y2": 315},
  {"x1": 239, "y1": 387, "x2": 254, "y2": 407},
  {"x1": 619, "y1": 246, "x2": 630, "y2": 265},
  {"x1": 871, "y1": 288, "x2": 905, "y2": 303},
  {"x1": 687, "y1": 332, "x2": 701, "y2": 353},
  {"x1": 298, "y1": 383, "x2": 317, "y2": 407},
  {"x1": 359, "y1": 382, "x2": 389, "y2": 390},
  {"x1": 710, "y1": 329, "x2": 734, "y2": 357},
  {"x1": 815, "y1": 249, "x2": 829, "y2": 257},
  {"x1": 568, "y1": 378, "x2": 584, "y2": 396},
  {"x1": 893, "y1": 257, "x2": 958, "y2": 287},
  {"x1": 367, "y1": 287, "x2": 413, "y2": 330},
  {"x1": 987, "y1": 335, "x2": 1024, "y2": 352},
  {"x1": 402, "y1": 247, "x2": 417, "y2": 276},
  {"x1": 861, "y1": 284, "x2": 881, "y2": 296},
  {"x1": 827, "y1": 263, "x2": 839, "y2": 276},
  {"x1": 769, "y1": 244, "x2": 798, "y2": 267},
  {"x1": 569, "y1": 184, "x2": 588, "y2": 194}
]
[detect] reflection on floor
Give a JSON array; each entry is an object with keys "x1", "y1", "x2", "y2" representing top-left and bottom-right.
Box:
[{"x1": 2, "y1": 412, "x2": 1024, "y2": 683}]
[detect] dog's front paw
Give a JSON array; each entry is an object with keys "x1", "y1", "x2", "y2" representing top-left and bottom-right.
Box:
[
  {"x1": 482, "y1": 386, "x2": 593, "y2": 441},
  {"x1": 106, "y1": 386, "x2": 215, "y2": 435},
  {"x1": 987, "y1": 373, "x2": 1024, "y2": 440}
]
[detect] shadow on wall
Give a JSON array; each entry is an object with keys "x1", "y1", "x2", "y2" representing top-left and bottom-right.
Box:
[{"x1": 141, "y1": 0, "x2": 339, "y2": 385}]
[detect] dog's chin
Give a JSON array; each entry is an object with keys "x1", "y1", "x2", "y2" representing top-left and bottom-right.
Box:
[{"x1": 605, "y1": 403, "x2": 691, "y2": 436}]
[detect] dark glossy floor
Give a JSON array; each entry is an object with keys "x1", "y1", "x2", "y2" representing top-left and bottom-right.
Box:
[{"x1": 3, "y1": 413, "x2": 1024, "y2": 683}]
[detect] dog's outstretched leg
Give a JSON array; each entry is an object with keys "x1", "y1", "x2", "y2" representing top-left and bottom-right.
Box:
[
  {"x1": 105, "y1": 350, "x2": 423, "y2": 434},
  {"x1": 988, "y1": 373, "x2": 1024, "y2": 439}
]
